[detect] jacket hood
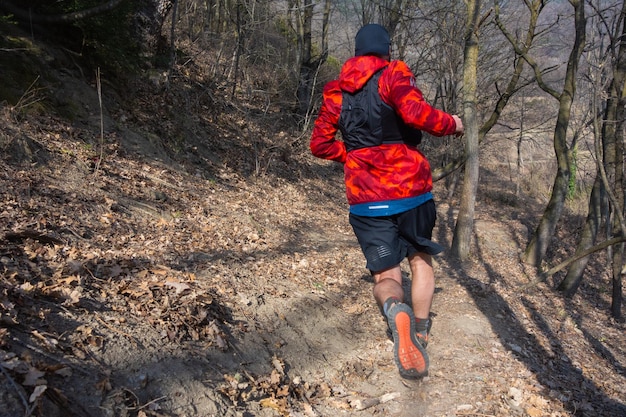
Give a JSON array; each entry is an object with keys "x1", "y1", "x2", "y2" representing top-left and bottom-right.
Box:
[{"x1": 338, "y1": 55, "x2": 389, "y2": 94}]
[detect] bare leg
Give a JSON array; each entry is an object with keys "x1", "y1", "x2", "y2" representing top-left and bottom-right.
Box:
[
  {"x1": 372, "y1": 265, "x2": 403, "y2": 309},
  {"x1": 408, "y1": 252, "x2": 434, "y2": 319},
  {"x1": 375, "y1": 262, "x2": 430, "y2": 378}
]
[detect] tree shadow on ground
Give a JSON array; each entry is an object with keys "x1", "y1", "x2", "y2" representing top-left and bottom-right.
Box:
[
  {"x1": 439, "y1": 232, "x2": 626, "y2": 416},
  {"x1": 567, "y1": 300, "x2": 626, "y2": 377}
]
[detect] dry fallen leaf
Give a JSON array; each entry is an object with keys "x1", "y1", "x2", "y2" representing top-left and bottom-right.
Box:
[
  {"x1": 259, "y1": 397, "x2": 289, "y2": 416},
  {"x1": 60, "y1": 287, "x2": 82, "y2": 305},
  {"x1": 29, "y1": 385, "x2": 47, "y2": 403},
  {"x1": 270, "y1": 369, "x2": 281, "y2": 385}
]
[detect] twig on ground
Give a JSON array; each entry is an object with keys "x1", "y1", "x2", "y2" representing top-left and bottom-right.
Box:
[
  {"x1": 133, "y1": 395, "x2": 167, "y2": 411},
  {"x1": 349, "y1": 391, "x2": 400, "y2": 411}
]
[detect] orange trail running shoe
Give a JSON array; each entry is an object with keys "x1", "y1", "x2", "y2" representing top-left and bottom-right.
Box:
[{"x1": 387, "y1": 303, "x2": 429, "y2": 379}]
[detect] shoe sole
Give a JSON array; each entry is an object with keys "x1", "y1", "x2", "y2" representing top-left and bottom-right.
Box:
[{"x1": 388, "y1": 304, "x2": 429, "y2": 379}]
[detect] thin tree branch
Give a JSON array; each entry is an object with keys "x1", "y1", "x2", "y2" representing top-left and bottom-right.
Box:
[
  {"x1": 432, "y1": 154, "x2": 466, "y2": 181},
  {"x1": 522, "y1": 235, "x2": 626, "y2": 289},
  {"x1": 494, "y1": 0, "x2": 561, "y2": 99}
]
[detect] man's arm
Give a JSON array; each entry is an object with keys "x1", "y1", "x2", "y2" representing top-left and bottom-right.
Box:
[
  {"x1": 310, "y1": 81, "x2": 347, "y2": 163},
  {"x1": 383, "y1": 61, "x2": 462, "y2": 137}
]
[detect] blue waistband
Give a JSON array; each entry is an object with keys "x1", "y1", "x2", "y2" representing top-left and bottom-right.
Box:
[{"x1": 349, "y1": 192, "x2": 433, "y2": 217}]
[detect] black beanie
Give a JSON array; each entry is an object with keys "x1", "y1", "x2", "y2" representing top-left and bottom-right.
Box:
[{"x1": 355, "y1": 24, "x2": 390, "y2": 56}]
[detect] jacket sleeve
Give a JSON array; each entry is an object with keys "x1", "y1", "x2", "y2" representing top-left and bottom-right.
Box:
[
  {"x1": 381, "y1": 60, "x2": 457, "y2": 137},
  {"x1": 310, "y1": 80, "x2": 347, "y2": 163}
]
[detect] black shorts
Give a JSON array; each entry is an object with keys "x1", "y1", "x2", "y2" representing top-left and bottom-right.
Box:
[{"x1": 349, "y1": 199, "x2": 444, "y2": 273}]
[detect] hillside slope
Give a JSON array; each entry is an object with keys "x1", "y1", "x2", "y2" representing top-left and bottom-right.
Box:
[{"x1": 1, "y1": 26, "x2": 624, "y2": 417}]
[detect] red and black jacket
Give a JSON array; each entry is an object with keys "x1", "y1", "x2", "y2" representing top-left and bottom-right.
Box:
[{"x1": 310, "y1": 55, "x2": 458, "y2": 212}]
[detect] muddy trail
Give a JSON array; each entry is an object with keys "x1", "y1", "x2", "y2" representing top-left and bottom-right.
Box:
[{"x1": 1, "y1": 30, "x2": 625, "y2": 417}]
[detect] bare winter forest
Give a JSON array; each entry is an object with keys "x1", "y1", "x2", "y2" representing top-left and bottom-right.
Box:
[{"x1": 0, "y1": 1, "x2": 624, "y2": 416}]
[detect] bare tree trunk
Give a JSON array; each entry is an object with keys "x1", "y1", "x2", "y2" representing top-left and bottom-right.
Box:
[
  {"x1": 558, "y1": 174, "x2": 603, "y2": 296},
  {"x1": 451, "y1": 0, "x2": 480, "y2": 260},
  {"x1": 558, "y1": 1, "x2": 626, "y2": 299},
  {"x1": 516, "y1": 97, "x2": 524, "y2": 198},
  {"x1": 168, "y1": 0, "x2": 179, "y2": 76},
  {"x1": 295, "y1": 0, "x2": 330, "y2": 118},
  {"x1": 231, "y1": 1, "x2": 243, "y2": 98},
  {"x1": 521, "y1": 0, "x2": 586, "y2": 267},
  {"x1": 605, "y1": 93, "x2": 626, "y2": 318},
  {"x1": 610, "y1": 206, "x2": 624, "y2": 320},
  {"x1": 295, "y1": 0, "x2": 313, "y2": 115},
  {"x1": 609, "y1": 81, "x2": 625, "y2": 320}
]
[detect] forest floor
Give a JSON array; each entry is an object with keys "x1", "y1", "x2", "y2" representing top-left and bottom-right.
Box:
[{"x1": 1, "y1": 26, "x2": 625, "y2": 417}]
